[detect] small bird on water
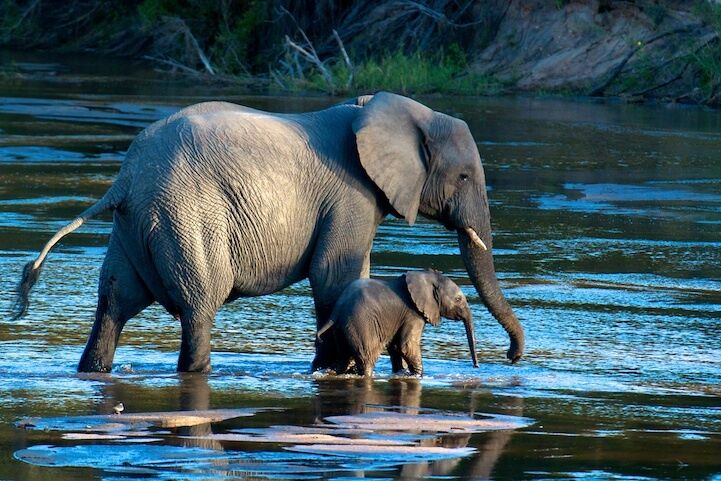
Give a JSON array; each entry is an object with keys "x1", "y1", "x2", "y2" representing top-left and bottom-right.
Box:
[{"x1": 112, "y1": 402, "x2": 124, "y2": 415}]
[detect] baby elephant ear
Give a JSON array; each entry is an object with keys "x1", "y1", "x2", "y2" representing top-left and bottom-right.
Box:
[{"x1": 405, "y1": 271, "x2": 441, "y2": 326}]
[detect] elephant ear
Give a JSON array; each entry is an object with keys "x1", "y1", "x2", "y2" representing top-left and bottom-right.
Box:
[
  {"x1": 405, "y1": 271, "x2": 441, "y2": 326},
  {"x1": 352, "y1": 92, "x2": 434, "y2": 225}
]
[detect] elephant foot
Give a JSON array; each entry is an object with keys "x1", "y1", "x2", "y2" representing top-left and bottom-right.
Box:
[
  {"x1": 78, "y1": 343, "x2": 115, "y2": 373},
  {"x1": 310, "y1": 355, "x2": 325, "y2": 373},
  {"x1": 77, "y1": 355, "x2": 113, "y2": 373},
  {"x1": 177, "y1": 358, "x2": 212, "y2": 373}
]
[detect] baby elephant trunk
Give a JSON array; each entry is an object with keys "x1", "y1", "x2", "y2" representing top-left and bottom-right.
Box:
[{"x1": 463, "y1": 316, "x2": 479, "y2": 368}]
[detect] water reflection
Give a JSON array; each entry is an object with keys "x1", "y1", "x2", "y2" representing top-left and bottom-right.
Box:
[
  {"x1": 12, "y1": 372, "x2": 530, "y2": 480},
  {"x1": 176, "y1": 374, "x2": 222, "y2": 451},
  {"x1": 312, "y1": 378, "x2": 525, "y2": 479},
  {"x1": 314, "y1": 377, "x2": 423, "y2": 417}
]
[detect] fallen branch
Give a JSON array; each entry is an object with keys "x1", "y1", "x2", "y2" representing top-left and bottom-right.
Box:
[
  {"x1": 589, "y1": 25, "x2": 705, "y2": 96},
  {"x1": 285, "y1": 34, "x2": 335, "y2": 91},
  {"x1": 142, "y1": 55, "x2": 203, "y2": 75},
  {"x1": 396, "y1": 0, "x2": 484, "y2": 28},
  {"x1": 269, "y1": 68, "x2": 288, "y2": 89},
  {"x1": 631, "y1": 63, "x2": 690, "y2": 98},
  {"x1": 333, "y1": 29, "x2": 354, "y2": 90},
  {"x1": 185, "y1": 26, "x2": 215, "y2": 76},
  {"x1": 155, "y1": 17, "x2": 216, "y2": 76},
  {"x1": 8, "y1": 0, "x2": 41, "y2": 32}
]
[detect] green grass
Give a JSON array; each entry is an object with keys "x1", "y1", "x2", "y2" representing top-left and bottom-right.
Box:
[{"x1": 277, "y1": 48, "x2": 503, "y2": 96}]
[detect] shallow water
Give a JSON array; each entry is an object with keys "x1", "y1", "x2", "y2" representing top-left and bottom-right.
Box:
[{"x1": 0, "y1": 49, "x2": 719, "y2": 480}]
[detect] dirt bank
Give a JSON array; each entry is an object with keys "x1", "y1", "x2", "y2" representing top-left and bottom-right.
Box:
[{"x1": 473, "y1": 1, "x2": 721, "y2": 105}]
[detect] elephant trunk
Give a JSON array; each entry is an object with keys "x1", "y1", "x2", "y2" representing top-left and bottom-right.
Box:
[
  {"x1": 463, "y1": 315, "x2": 479, "y2": 368},
  {"x1": 457, "y1": 228, "x2": 525, "y2": 363}
]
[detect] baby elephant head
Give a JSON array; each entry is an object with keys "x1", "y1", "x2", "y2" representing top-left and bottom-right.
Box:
[{"x1": 405, "y1": 270, "x2": 478, "y2": 367}]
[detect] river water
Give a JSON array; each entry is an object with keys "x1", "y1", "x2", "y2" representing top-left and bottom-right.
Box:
[{"x1": 0, "y1": 50, "x2": 719, "y2": 480}]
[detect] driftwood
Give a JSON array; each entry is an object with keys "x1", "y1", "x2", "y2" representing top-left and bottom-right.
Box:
[
  {"x1": 590, "y1": 25, "x2": 707, "y2": 96},
  {"x1": 285, "y1": 33, "x2": 335, "y2": 90},
  {"x1": 278, "y1": 6, "x2": 357, "y2": 93},
  {"x1": 142, "y1": 55, "x2": 203, "y2": 76},
  {"x1": 332, "y1": 29, "x2": 354, "y2": 90},
  {"x1": 150, "y1": 16, "x2": 216, "y2": 76},
  {"x1": 7, "y1": 0, "x2": 42, "y2": 32}
]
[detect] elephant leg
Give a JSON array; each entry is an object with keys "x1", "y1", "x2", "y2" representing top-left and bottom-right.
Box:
[
  {"x1": 177, "y1": 309, "x2": 213, "y2": 373},
  {"x1": 401, "y1": 343, "x2": 423, "y2": 377},
  {"x1": 309, "y1": 211, "x2": 376, "y2": 328},
  {"x1": 388, "y1": 342, "x2": 408, "y2": 373},
  {"x1": 147, "y1": 222, "x2": 232, "y2": 373},
  {"x1": 78, "y1": 238, "x2": 153, "y2": 373},
  {"x1": 354, "y1": 356, "x2": 374, "y2": 377},
  {"x1": 311, "y1": 339, "x2": 330, "y2": 372}
]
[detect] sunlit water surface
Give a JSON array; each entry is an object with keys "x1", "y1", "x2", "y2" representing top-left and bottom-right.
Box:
[{"x1": 0, "y1": 49, "x2": 719, "y2": 480}]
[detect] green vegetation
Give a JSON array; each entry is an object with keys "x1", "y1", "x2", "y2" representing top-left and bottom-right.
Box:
[
  {"x1": 136, "y1": 0, "x2": 270, "y2": 75},
  {"x1": 352, "y1": 49, "x2": 501, "y2": 96},
  {"x1": 690, "y1": 42, "x2": 721, "y2": 100},
  {"x1": 0, "y1": 0, "x2": 501, "y2": 96},
  {"x1": 278, "y1": 47, "x2": 502, "y2": 96},
  {"x1": 690, "y1": 1, "x2": 721, "y2": 101}
]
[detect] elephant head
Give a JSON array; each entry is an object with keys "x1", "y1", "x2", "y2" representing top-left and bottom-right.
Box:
[
  {"x1": 353, "y1": 92, "x2": 525, "y2": 362},
  {"x1": 406, "y1": 270, "x2": 478, "y2": 367}
]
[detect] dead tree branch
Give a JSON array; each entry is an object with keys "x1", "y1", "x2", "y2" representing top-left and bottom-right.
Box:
[
  {"x1": 155, "y1": 17, "x2": 216, "y2": 76},
  {"x1": 397, "y1": 0, "x2": 483, "y2": 27},
  {"x1": 8, "y1": 0, "x2": 42, "y2": 32},
  {"x1": 143, "y1": 55, "x2": 203, "y2": 75},
  {"x1": 285, "y1": 34, "x2": 335, "y2": 91},
  {"x1": 182, "y1": 22, "x2": 215, "y2": 76},
  {"x1": 333, "y1": 29, "x2": 354, "y2": 89},
  {"x1": 590, "y1": 25, "x2": 705, "y2": 96}
]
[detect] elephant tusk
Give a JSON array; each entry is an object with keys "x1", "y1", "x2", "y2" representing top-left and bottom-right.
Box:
[{"x1": 464, "y1": 227, "x2": 488, "y2": 251}]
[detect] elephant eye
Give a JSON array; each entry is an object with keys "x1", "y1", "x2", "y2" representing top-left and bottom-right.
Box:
[{"x1": 459, "y1": 173, "x2": 469, "y2": 182}]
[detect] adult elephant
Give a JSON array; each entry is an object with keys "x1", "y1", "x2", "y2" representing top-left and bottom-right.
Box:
[{"x1": 12, "y1": 92, "x2": 525, "y2": 373}]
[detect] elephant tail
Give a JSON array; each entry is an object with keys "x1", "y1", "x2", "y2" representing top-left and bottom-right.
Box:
[
  {"x1": 11, "y1": 174, "x2": 129, "y2": 321},
  {"x1": 316, "y1": 320, "x2": 336, "y2": 342}
]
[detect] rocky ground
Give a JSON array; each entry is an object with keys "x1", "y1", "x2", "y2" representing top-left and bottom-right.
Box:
[{"x1": 472, "y1": 1, "x2": 721, "y2": 105}]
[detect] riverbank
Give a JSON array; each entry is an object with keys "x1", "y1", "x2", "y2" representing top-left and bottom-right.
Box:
[{"x1": 2, "y1": 1, "x2": 721, "y2": 105}]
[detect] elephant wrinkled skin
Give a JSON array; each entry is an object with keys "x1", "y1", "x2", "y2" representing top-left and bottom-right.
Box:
[{"x1": 12, "y1": 92, "x2": 525, "y2": 372}]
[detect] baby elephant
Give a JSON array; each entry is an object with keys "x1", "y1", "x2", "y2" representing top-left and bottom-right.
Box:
[{"x1": 313, "y1": 270, "x2": 478, "y2": 377}]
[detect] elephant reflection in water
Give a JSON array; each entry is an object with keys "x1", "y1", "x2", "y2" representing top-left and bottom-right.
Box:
[
  {"x1": 176, "y1": 373, "x2": 224, "y2": 451},
  {"x1": 96, "y1": 373, "x2": 224, "y2": 453},
  {"x1": 313, "y1": 376, "x2": 423, "y2": 418},
  {"x1": 313, "y1": 378, "x2": 523, "y2": 479}
]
